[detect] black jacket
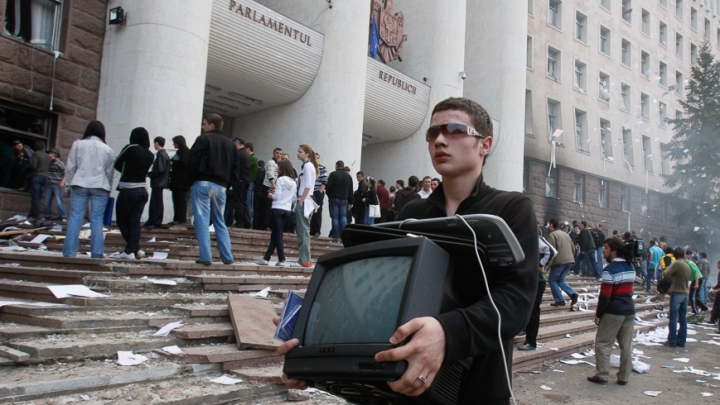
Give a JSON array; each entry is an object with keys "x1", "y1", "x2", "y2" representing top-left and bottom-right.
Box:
[
  {"x1": 325, "y1": 169, "x2": 353, "y2": 202},
  {"x1": 187, "y1": 130, "x2": 239, "y2": 188},
  {"x1": 148, "y1": 149, "x2": 170, "y2": 189},
  {"x1": 236, "y1": 147, "x2": 251, "y2": 184},
  {"x1": 114, "y1": 144, "x2": 154, "y2": 189},
  {"x1": 579, "y1": 227, "x2": 596, "y2": 252},
  {"x1": 394, "y1": 187, "x2": 420, "y2": 217},
  {"x1": 353, "y1": 180, "x2": 368, "y2": 206},
  {"x1": 169, "y1": 147, "x2": 189, "y2": 190},
  {"x1": 401, "y1": 175, "x2": 538, "y2": 405}
]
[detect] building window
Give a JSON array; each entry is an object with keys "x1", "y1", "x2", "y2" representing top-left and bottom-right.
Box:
[
  {"x1": 527, "y1": 36, "x2": 533, "y2": 68},
  {"x1": 675, "y1": 32, "x2": 683, "y2": 57},
  {"x1": 545, "y1": 165, "x2": 558, "y2": 198},
  {"x1": 600, "y1": 25, "x2": 611, "y2": 55},
  {"x1": 0, "y1": 100, "x2": 57, "y2": 146},
  {"x1": 691, "y1": 43, "x2": 698, "y2": 65},
  {"x1": 676, "y1": 108, "x2": 683, "y2": 121},
  {"x1": 576, "y1": 11, "x2": 587, "y2": 42},
  {"x1": 2, "y1": 0, "x2": 63, "y2": 51},
  {"x1": 622, "y1": 0, "x2": 632, "y2": 23},
  {"x1": 691, "y1": 7, "x2": 698, "y2": 30},
  {"x1": 642, "y1": 135, "x2": 653, "y2": 173},
  {"x1": 599, "y1": 72, "x2": 611, "y2": 101},
  {"x1": 660, "y1": 21, "x2": 667, "y2": 45},
  {"x1": 659, "y1": 61, "x2": 667, "y2": 85},
  {"x1": 621, "y1": 185, "x2": 631, "y2": 212},
  {"x1": 675, "y1": 71, "x2": 683, "y2": 95},
  {"x1": 675, "y1": 0, "x2": 683, "y2": 20},
  {"x1": 600, "y1": 119, "x2": 613, "y2": 159},
  {"x1": 658, "y1": 101, "x2": 668, "y2": 127},
  {"x1": 659, "y1": 195, "x2": 667, "y2": 220},
  {"x1": 600, "y1": 0, "x2": 611, "y2": 11},
  {"x1": 623, "y1": 128, "x2": 634, "y2": 168},
  {"x1": 641, "y1": 93, "x2": 649, "y2": 119},
  {"x1": 547, "y1": 46, "x2": 561, "y2": 80},
  {"x1": 547, "y1": 99, "x2": 562, "y2": 142},
  {"x1": 705, "y1": 18, "x2": 712, "y2": 41},
  {"x1": 575, "y1": 109, "x2": 588, "y2": 152},
  {"x1": 574, "y1": 59, "x2": 587, "y2": 91},
  {"x1": 621, "y1": 39, "x2": 631, "y2": 66},
  {"x1": 660, "y1": 0, "x2": 668, "y2": 8},
  {"x1": 641, "y1": 51, "x2": 650, "y2": 77},
  {"x1": 642, "y1": 9, "x2": 650, "y2": 35},
  {"x1": 621, "y1": 83, "x2": 631, "y2": 111},
  {"x1": 549, "y1": 0, "x2": 562, "y2": 28},
  {"x1": 640, "y1": 192, "x2": 649, "y2": 216},
  {"x1": 573, "y1": 172, "x2": 585, "y2": 203},
  {"x1": 528, "y1": 0, "x2": 533, "y2": 15},
  {"x1": 717, "y1": 29, "x2": 720, "y2": 49},
  {"x1": 598, "y1": 179, "x2": 608, "y2": 208},
  {"x1": 525, "y1": 90, "x2": 534, "y2": 136},
  {"x1": 661, "y1": 142, "x2": 671, "y2": 175}
]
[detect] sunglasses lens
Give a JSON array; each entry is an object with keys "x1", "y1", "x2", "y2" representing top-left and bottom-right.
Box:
[
  {"x1": 426, "y1": 126, "x2": 441, "y2": 141},
  {"x1": 445, "y1": 124, "x2": 468, "y2": 135}
]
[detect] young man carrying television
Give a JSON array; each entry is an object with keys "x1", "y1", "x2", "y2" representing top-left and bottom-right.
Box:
[{"x1": 276, "y1": 97, "x2": 539, "y2": 405}]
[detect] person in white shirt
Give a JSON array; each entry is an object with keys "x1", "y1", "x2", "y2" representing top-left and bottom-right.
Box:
[
  {"x1": 292, "y1": 144, "x2": 319, "y2": 268},
  {"x1": 257, "y1": 160, "x2": 297, "y2": 267},
  {"x1": 418, "y1": 175, "x2": 433, "y2": 199}
]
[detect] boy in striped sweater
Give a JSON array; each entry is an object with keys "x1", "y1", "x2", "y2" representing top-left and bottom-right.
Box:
[{"x1": 588, "y1": 237, "x2": 636, "y2": 385}]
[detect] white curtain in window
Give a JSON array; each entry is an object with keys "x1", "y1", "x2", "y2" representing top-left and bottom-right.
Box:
[{"x1": 30, "y1": 0, "x2": 56, "y2": 50}]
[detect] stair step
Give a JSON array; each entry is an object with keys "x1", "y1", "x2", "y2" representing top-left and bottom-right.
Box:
[
  {"x1": 173, "y1": 323, "x2": 234, "y2": 340},
  {"x1": 155, "y1": 343, "x2": 276, "y2": 364}
]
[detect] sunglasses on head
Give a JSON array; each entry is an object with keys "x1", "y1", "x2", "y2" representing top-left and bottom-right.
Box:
[{"x1": 425, "y1": 123, "x2": 485, "y2": 142}]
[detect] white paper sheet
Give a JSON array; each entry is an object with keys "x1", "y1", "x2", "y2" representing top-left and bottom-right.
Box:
[
  {"x1": 47, "y1": 285, "x2": 109, "y2": 299},
  {"x1": 540, "y1": 385, "x2": 552, "y2": 391},
  {"x1": 29, "y1": 234, "x2": 50, "y2": 244},
  {"x1": 162, "y1": 345, "x2": 184, "y2": 354},
  {"x1": 250, "y1": 287, "x2": 271, "y2": 297},
  {"x1": 153, "y1": 320, "x2": 183, "y2": 337},
  {"x1": 210, "y1": 375, "x2": 243, "y2": 385},
  {"x1": 643, "y1": 391, "x2": 661, "y2": 397},
  {"x1": 7, "y1": 215, "x2": 26, "y2": 221},
  {"x1": 673, "y1": 358, "x2": 690, "y2": 363},
  {"x1": 82, "y1": 223, "x2": 90, "y2": 228},
  {"x1": 116, "y1": 351, "x2": 148, "y2": 366},
  {"x1": 148, "y1": 279, "x2": 176, "y2": 286},
  {"x1": 151, "y1": 252, "x2": 168, "y2": 260},
  {"x1": 702, "y1": 393, "x2": 714, "y2": 397},
  {"x1": 148, "y1": 237, "x2": 156, "y2": 242}
]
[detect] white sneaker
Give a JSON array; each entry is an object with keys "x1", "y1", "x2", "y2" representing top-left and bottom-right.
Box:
[
  {"x1": 117, "y1": 252, "x2": 135, "y2": 260},
  {"x1": 275, "y1": 261, "x2": 286, "y2": 267},
  {"x1": 289, "y1": 262, "x2": 303, "y2": 268},
  {"x1": 256, "y1": 258, "x2": 269, "y2": 265},
  {"x1": 136, "y1": 250, "x2": 145, "y2": 259}
]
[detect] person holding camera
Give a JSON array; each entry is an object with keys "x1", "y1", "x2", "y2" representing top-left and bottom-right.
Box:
[{"x1": 587, "y1": 237, "x2": 636, "y2": 385}]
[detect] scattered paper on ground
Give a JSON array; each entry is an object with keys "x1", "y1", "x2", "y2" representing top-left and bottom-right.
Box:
[
  {"x1": 47, "y1": 285, "x2": 109, "y2": 299},
  {"x1": 673, "y1": 358, "x2": 690, "y2": 363},
  {"x1": 148, "y1": 237, "x2": 156, "y2": 242},
  {"x1": 116, "y1": 351, "x2": 148, "y2": 366},
  {"x1": 153, "y1": 321, "x2": 183, "y2": 337},
  {"x1": 29, "y1": 234, "x2": 50, "y2": 244},
  {"x1": 151, "y1": 252, "x2": 168, "y2": 260},
  {"x1": 250, "y1": 287, "x2": 271, "y2": 297},
  {"x1": 162, "y1": 345, "x2": 183, "y2": 354},
  {"x1": 643, "y1": 391, "x2": 661, "y2": 397},
  {"x1": 540, "y1": 385, "x2": 552, "y2": 391},
  {"x1": 210, "y1": 375, "x2": 243, "y2": 385},
  {"x1": 702, "y1": 393, "x2": 714, "y2": 397}
]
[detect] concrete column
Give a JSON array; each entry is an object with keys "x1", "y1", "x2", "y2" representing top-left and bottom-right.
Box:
[
  {"x1": 97, "y1": 0, "x2": 212, "y2": 222},
  {"x1": 463, "y1": 0, "x2": 527, "y2": 192},
  {"x1": 233, "y1": 1, "x2": 370, "y2": 236},
  {"x1": 361, "y1": 0, "x2": 466, "y2": 186}
]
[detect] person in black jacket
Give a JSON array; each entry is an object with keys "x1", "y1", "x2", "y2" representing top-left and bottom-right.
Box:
[
  {"x1": 188, "y1": 113, "x2": 239, "y2": 265},
  {"x1": 169, "y1": 135, "x2": 190, "y2": 225},
  {"x1": 325, "y1": 160, "x2": 354, "y2": 239},
  {"x1": 224, "y1": 137, "x2": 252, "y2": 228},
  {"x1": 277, "y1": 97, "x2": 538, "y2": 405},
  {"x1": 574, "y1": 220, "x2": 600, "y2": 280},
  {"x1": 394, "y1": 175, "x2": 421, "y2": 217},
  {"x1": 352, "y1": 171, "x2": 368, "y2": 224},
  {"x1": 145, "y1": 137, "x2": 170, "y2": 228},
  {"x1": 114, "y1": 127, "x2": 155, "y2": 260}
]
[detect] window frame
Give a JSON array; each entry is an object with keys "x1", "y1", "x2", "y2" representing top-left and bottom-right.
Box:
[
  {"x1": 641, "y1": 51, "x2": 650, "y2": 77},
  {"x1": 575, "y1": 108, "x2": 589, "y2": 152},
  {"x1": 621, "y1": 38, "x2": 632, "y2": 66},
  {"x1": 600, "y1": 25, "x2": 611, "y2": 56},
  {"x1": 622, "y1": 0, "x2": 632, "y2": 24},
  {"x1": 598, "y1": 71, "x2": 611, "y2": 102},
  {"x1": 675, "y1": 70, "x2": 684, "y2": 96},
  {"x1": 545, "y1": 164, "x2": 558, "y2": 198},
  {"x1": 675, "y1": 0, "x2": 684, "y2": 20},
  {"x1": 547, "y1": 46, "x2": 561, "y2": 81},
  {"x1": 600, "y1": 118, "x2": 613, "y2": 159},
  {"x1": 527, "y1": 36, "x2": 533, "y2": 69},
  {"x1": 598, "y1": 179, "x2": 609, "y2": 209},
  {"x1": 574, "y1": 59, "x2": 587, "y2": 92},
  {"x1": 691, "y1": 7, "x2": 698, "y2": 31},
  {"x1": 642, "y1": 135, "x2": 653, "y2": 173},
  {"x1": 641, "y1": 9, "x2": 651, "y2": 36},
  {"x1": 675, "y1": 32, "x2": 684, "y2": 58},
  {"x1": 660, "y1": 142, "x2": 671, "y2": 175},
  {"x1": 573, "y1": 172, "x2": 585, "y2": 203},
  {"x1": 659, "y1": 61, "x2": 668, "y2": 86},
  {"x1": 622, "y1": 128, "x2": 635, "y2": 168},
  {"x1": 575, "y1": 10, "x2": 588, "y2": 43},
  {"x1": 525, "y1": 89, "x2": 535, "y2": 137},
  {"x1": 640, "y1": 191, "x2": 649, "y2": 217},
  {"x1": 658, "y1": 101, "x2": 668, "y2": 127},
  {"x1": 620, "y1": 83, "x2": 631, "y2": 112},
  {"x1": 549, "y1": 0, "x2": 563, "y2": 29},
  {"x1": 659, "y1": 21, "x2": 668, "y2": 46},
  {"x1": 547, "y1": 98, "x2": 562, "y2": 143},
  {"x1": 641, "y1": 92, "x2": 650, "y2": 120},
  {"x1": 1, "y1": 0, "x2": 64, "y2": 52},
  {"x1": 621, "y1": 185, "x2": 631, "y2": 213}
]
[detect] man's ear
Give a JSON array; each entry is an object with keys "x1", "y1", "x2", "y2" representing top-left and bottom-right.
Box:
[{"x1": 478, "y1": 137, "x2": 493, "y2": 157}]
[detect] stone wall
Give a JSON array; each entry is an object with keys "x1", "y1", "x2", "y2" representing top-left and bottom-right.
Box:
[{"x1": 0, "y1": 0, "x2": 107, "y2": 158}]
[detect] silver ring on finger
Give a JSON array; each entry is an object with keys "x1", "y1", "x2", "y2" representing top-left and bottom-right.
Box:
[{"x1": 417, "y1": 375, "x2": 427, "y2": 384}]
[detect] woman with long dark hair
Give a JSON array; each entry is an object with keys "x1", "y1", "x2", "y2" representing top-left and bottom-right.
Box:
[
  {"x1": 292, "y1": 144, "x2": 318, "y2": 268},
  {"x1": 257, "y1": 160, "x2": 297, "y2": 266},
  {"x1": 169, "y1": 135, "x2": 190, "y2": 224},
  {"x1": 364, "y1": 176, "x2": 378, "y2": 225}
]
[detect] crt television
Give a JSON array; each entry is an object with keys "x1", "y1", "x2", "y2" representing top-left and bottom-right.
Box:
[{"x1": 283, "y1": 237, "x2": 469, "y2": 405}]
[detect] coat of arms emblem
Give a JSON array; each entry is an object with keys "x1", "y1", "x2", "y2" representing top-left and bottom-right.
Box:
[{"x1": 369, "y1": 0, "x2": 408, "y2": 64}]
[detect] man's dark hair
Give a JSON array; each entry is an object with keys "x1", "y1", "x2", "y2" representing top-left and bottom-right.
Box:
[
  {"x1": 581, "y1": 220, "x2": 587, "y2": 228},
  {"x1": 408, "y1": 175, "x2": 419, "y2": 188},
  {"x1": 343, "y1": 166, "x2": 350, "y2": 172},
  {"x1": 549, "y1": 218, "x2": 560, "y2": 229},
  {"x1": 154, "y1": 137, "x2": 165, "y2": 147},
  {"x1": 357, "y1": 171, "x2": 364, "y2": 176},
  {"x1": 665, "y1": 246, "x2": 674, "y2": 254},
  {"x1": 432, "y1": 177, "x2": 441, "y2": 183},
  {"x1": 612, "y1": 230, "x2": 618, "y2": 236},
  {"x1": 422, "y1": 175, "x2": 432, "y2": 181},
  {"x1": 245, "y1": 142, "x2": 254, "y2": 152},
  {"x1": 378, "y1": 179, "x2": 385, "y2": 186},
  {"x1": 597, "y1": 224, "x2": 603, "y2": 230},
  {"x1": 604, "y1": 237, "x2": 625, "y2": 255},
  {"x1": 33, "y1": 140, "x2": 46, "y2": 151},
  {"x1": 273, "y1": 147, "x2": 283, "y2": 153},
  {"x1": 673, "y1": 247, "x2": 685, "y2": 259},
  {"x1": 82, "y1": 121, "x2": 106, "y2": 142},
  {"x1": 336, "y1": 160, "x2": 344, "y2": 168},
  {"x1": 650, "y1": 239, "x2": 657, "y2": 246},
  {"x1": 659, "y1": 236, "x2": 667, "y2": 242},
  {"x1": 258, "y1": 160, "x2": 265, "y2": 168},
  {"x1": 700, "y1": 251, "x2": 707, "y2": 259},
  {"x1": 396, "y1": 179, "x2": 404, "y2": 187},
  {"x1": 622, "y1": 231, "x2": 632, "y2": 240},
  {"x1": 172, "y1": 135, "x2": 187, "y2": 149},
  {"x1": 432, "y1": 97, "x2": 493, "y2": 138},
  {"x1": 685, "y1": 249, "x2": 693, "y2": 257},
  {"x1": 203, "y1": 113, "x2": 223, "y2": 131}
]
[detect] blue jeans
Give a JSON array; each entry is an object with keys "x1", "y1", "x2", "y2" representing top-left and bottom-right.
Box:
[
  {"x1": 263, "y1": 209, "x2": 288, "y2": 262},
  {"x1": 28, "y1": 174, "x2": 48, "y2": 218},
  {"x1": 549, "y1": 263, "x2": 576, "y2": 303},
  {"x1": 63, "y1": 187, "x2": 108, "y2": 258},
  {"x1": 646, "y1": 265, "x2": 656, "y2": 291},
  {"x1": 668, "y1": 293, "x2": 688, "y2": 346},
  {"x1": 295, "y1": 201, "x2": 312, "y2": 264},
  {"x1": 575, "y1": 248, "x2": 600, "y2": 278},
  {"x1": 328, "y1": 198, "x2": 348, "y2": 239},
  {"x1": 191, "y1": 181, "x2": 233, "y2": 264},
  {"x1": 247, "y1": 182, "x2": 254, "y2": 225},
  {"x1": 44, "y1": 183, "x2": 67, "y2": 219},
  {"x1": 698, "y1": 278, "x2": 708, "y2": 304}
]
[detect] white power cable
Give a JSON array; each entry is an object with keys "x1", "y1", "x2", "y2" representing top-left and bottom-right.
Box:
[{"x1": 454, "y1": 215, "x2": 516, "y2": 405}]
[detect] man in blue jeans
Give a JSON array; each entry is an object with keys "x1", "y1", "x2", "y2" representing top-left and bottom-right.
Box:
[
  {"x1": 187, "y1": 113, "x2": 239, "y2": 265},
  {"x1": 574, "y1": 220, "x2": 600, "y2": 280},
  {"x1": 546, "y1": 218, "x2": 578, "y2": 307},
  {"x1": 325, "y1": 160, "x2": 354, "y2": 239},
  {"x1": 663, "y1": 247, "x2": 691, "y2": 347}
]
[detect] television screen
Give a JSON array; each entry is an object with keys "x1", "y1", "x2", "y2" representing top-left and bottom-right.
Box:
[{"x1": 304, "y1": 256, "x2": 413, "y2": 345}]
